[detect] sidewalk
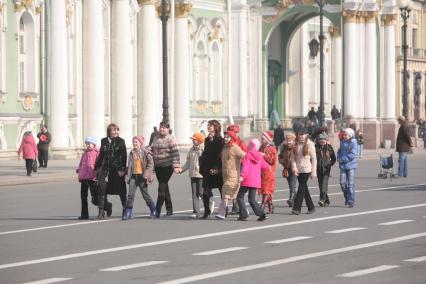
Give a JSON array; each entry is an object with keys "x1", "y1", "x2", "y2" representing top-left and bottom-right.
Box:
[{"x1": 1, "y1": 148, "x2": 426, "y2": 187}]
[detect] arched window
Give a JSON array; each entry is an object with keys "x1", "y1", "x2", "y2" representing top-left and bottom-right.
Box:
[
  {"x1": 210, "y1": 42, "x2": 222, "y2": 102},
  {"x1": 194, "y1": 41, "x2": 208, "y2": 101},
  {"x1": 18, "y1": 12, "x2": 36, "y2": 94}
]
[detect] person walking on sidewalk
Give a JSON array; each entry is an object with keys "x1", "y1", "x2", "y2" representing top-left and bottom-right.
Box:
[
  {"x1": 337, "y1": 128, "x2": 358, "y2": 208},
  {"x1": 180, "y1": 132, "x2": 205, "y2": 218},
  {"x1": 215, "y1": 131, "x2": 246, "y2": 220},
  {"x1": 355, "y1": 129, "x2": 364, "y2": 158},
  {"x1": 122, "y1": 136, "x2": 155, "y2": 220},
  {"x1": 278, "y1": 132, "x2": 298, "y2": 207},
  {"x1": 150, "y1": 121, "x2": 180, "y2": 217},
  {"x1": 76, "y1": 136, "x2": 99, "y2": 220},
  {"x1": 237, "y1": 139, "x2": 269, "y2": 221},
  {"x1": 37, "y1": 125, "x2": 51, "y2": 168},
  {"x1": 18, "y1": 131, "x2": 38, "y2": 176},
  {"x1": 94, "y1": 123, "x2": 127, "y2": 219},
  {"x1": 396, "y1": 116, "x2": 412, "y2": 178},
  {"x1": 290, "y1": 129, "x2": 317, "y2": 215},
  {"x1": 315, "y1": 133, "x2": 336, "y2": 207},
  {"x1": 259, "y1": 131, "x2": 278, "y2": 214}
]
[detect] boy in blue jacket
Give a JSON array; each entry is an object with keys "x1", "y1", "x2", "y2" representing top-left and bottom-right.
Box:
[{"x1": 337, "y1": 128, "x2": 358, "y2": 208}]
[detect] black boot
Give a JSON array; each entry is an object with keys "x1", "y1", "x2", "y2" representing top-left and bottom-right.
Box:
[
  {"x1": 79, "y1": 203, "x2": 89, "y2": 220},
  {"x1": 201, "y1": 196, "x2": 210, "y2": 219},
  {"x1": 97, "y1": 208, "x2": 105, "y2": 220},
  {"x1": 97, "y1": 195, "x2": 106, "y2": 220}
]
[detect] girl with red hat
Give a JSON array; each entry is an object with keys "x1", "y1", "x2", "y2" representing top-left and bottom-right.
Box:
[{"x1": 259, "y1": 131, "x2": 278, "y2": 214}]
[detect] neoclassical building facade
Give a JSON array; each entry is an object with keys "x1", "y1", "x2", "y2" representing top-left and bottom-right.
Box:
[{"x1": 0, "y1": 0, "x2": 425, "y2": 158}]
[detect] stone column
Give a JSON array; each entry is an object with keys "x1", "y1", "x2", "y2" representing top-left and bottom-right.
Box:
[
  {"x1": 362, "y1": 12, "x2": 379, "y2": 149},
  {"x1": 330, "y1": 26, "x2": 342, "y2": 112},
  {"x1": 382, "y1": 14, "x2": 398, "y2": 148},
  {"x1": 83, "y1": 0, "x2": 105, "y2": 141},
  {"x1": 343, "y1": 10, "x2": 358, "y2": 118},
  {"x1": 50, "y1": 0, "x2": 69, "y2": 148},
  {"x1": 137, "y1": 0, "x2": 160, "y2": 140},
  {"x1": 356, "y1": 12, "x2": 365, "y2": 118},
  {"x1": 111, "y1": 0, "x2": 134, "y2": 146},
  {"x1": 173, "y1": 3, "x2": 192, "y2": 144}
]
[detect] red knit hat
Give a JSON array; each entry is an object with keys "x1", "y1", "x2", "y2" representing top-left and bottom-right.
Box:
[
  {"x1": 132, "y1": 136, "x2": 145, "y2": 146},
  {"x1": 262, "y1": 131, "x2": 273, "y2": 144},
  {"x1": 227, "y1": 124, "x2": 240, "y2": 134},
  {"x1": 225, "y1": 130, "x2": 238, "y2": 143}
]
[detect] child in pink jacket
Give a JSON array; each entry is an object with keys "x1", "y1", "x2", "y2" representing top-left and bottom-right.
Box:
[
  {"x1": 237, "y1": 139, "x2": 270, "y2": 221},
  {"x1": 76, "y1": 136, "x2": 99, "y2": 219},
  {"x1": 18, "y1": 131, "x2": 38, "y2": 176}
]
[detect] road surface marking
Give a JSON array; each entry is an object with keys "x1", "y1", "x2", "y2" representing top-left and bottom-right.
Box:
[
  {"x1": 325, "y1": 227, "x2": 367, "y2": 234},
  {"x1": 193, "y1": 247, "x2": 248, "y2": 256},
  {"x1": 336, "y1": 265, "x2": 399, "y2": 278},
  {"x1": 156, "y1": 233, "x2": 426, "y2": 284},
  {"x1": 0, "y1": 203, "x2": 425, "y2": 270},
  {"x1": 404, "y1": 256, "x2": 426, "y2": 262},
  {"x1": 100, "y1": 261, "x2": 168, "y2": 271},
  {"x1": 378, "y1": 220, "x2": 415, "y2": 226},
  {"x1": 265, "y1": 236, "x2": 313, "y2": 244},
  {"x1": 1, "y1": 183, "x2": 425, "y2": 236},
  {"x1": 22, "y1": 278, "x2": 73, "y2": 284}
]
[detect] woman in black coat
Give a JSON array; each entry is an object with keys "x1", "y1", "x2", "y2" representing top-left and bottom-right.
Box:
[
  {"x1": 95, "y1": 123, "x2": 127, "y2": 219},
  {"x1": 199, "y1": 120, "x2": 224, "y2": 219}
]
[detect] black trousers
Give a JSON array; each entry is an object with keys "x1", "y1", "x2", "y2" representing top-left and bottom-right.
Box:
[
  {"x1": 25, "y1": 159, "x2": 33, "y2": 175},
  {"x1": 38, "y1": 149, "x2": 48, "y2": 167},
  {"x1": 155, "y1": 166, "x2": 174, "y2": 215},
  {"x1": 292, "y1": 173, "x2": 315, "y2": 212},
  {"x1": 80, "y1": 180, "x2": 95, "y2": 217}
]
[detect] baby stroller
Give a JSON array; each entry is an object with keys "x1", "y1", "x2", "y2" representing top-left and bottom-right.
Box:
[{"x1": 378, "y1": 154, "x2": 396, "y2": 180}]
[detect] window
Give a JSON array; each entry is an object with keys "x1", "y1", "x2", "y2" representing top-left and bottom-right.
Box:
[
  {"x1": 19, "y1": 62, "x2": 24, "y2": 92},
  {"x1": 412, "y1": 28, "x2": 418, "y2": 49},
  {"x1": 18, "y1": 12, "x2": 35, "y2": 94}
]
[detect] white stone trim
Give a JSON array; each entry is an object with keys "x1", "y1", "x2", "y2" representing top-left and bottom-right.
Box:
[{"x1": 192, "y1": 0, "x2": 225, "y2": 12}]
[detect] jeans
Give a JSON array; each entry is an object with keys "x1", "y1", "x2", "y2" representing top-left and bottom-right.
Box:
[
  {"x1": 358, "y1": 144, "x2": 363, "y2": 158},
  {"x1": 398, "y1": 152, "x2": 408, "y2": 177},
  {"x1": 286, "y1": 173, "x2": 298, "y2": 198},
  {"x1": 155, "y1": 166, "x2": 174, "y2": 215},
  {"x1": 190, "y1": 178, "x2": 203, "y2": 214},
  {"x1": 293, "y1": 173, "x2": 315, "y2": 212},
  {"x1": 317, "y1": 173, "x2": 330, "y2": 204},
  {"x1": 126, "y1": 175, "x2": 154, "y2": 209},
  {"x1": 237, "y1": 186, "x2": 265, "y2": 219},
  {"x1": 340, "y1": 168, "x2": 356, "y2": 206}
]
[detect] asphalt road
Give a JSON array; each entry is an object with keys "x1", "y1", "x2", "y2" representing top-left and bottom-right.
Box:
[{"x1": 1, "y1": 155, "x2": 426, "y2": 284}]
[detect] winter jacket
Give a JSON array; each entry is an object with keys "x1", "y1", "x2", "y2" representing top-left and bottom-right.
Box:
[
  {"x1": 95, "y1": 137, "x2": 127, "y2": 173},
  {"x1": 315, "y1": 143, "x2": 336, "y2": 177},
  {"x1": 77, "y1": 148, "x2": 99, "y2": 181},
  {"x1": 18, "y1": 135, "x2": 38, "y2": 159},
  {"x1": 221, "y1": 143, "x2": 245, "y2": 199},
  {"x1": 240, "y1": 149, "x2": 270, "y2": 188},
  {"x1": 151, "y1": 134, "x2": 180, "y2": 168},
  {"x1": 278, "y1": 144, "x2": 295, "y2": 174},
  {"x1": 259, "y1": 144, "x2": 277, "y2": 194},
  {"x1": 199, "y1": 135, "x2": 224, "y2": 189},
  {"x1": 126, "y1": 147, "x2": 154, "y2": 180},
  {"x1": 291, "y1": 139, "x2": 317, "y2": 176},
  {"x1": 396, "y1": 123, "x2": 412, "y2": 153},
  {"x1": 337, "y1": 138, "x2": 358, "y2": 170},
  {"x1": 181, "y1": 144, "x2": 204, "y2": 178},
  {"x1": 37, "y1": 131, "x2": 51, "y2": 151}
]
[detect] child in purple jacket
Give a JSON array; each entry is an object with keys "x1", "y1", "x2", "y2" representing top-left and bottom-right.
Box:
[
  {"x1": 76, "y1": 136, "x2": 99, "y2": 219},
  {"x1": 237, "y1": 139, "x2": 270, "y2": 221}
]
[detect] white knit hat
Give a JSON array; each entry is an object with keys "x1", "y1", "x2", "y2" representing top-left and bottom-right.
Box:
[
  {"x1": 344, "y1": 128, "x2": 355, "y2": 138},
  {"x1": 84, "y1": 136, "x2": 97, "y2": 145}
]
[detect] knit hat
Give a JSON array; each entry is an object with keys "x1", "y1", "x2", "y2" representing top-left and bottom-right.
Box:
[
  {"x1": 318, "y1": 133, "x2": 328, "y2": 140},
  {"x1": 285, "y1": 132, "x2": 296, "y2": 141},
  {"x1": 190, "y1": 132, "x2": 205, "y2": 144},
  {"x1": 225, "y1": 130, "x2": 238, "y2": 143},
  {"x1": 84, "y1": 136, "x2": 97, "y2": 145},
  {"x1": 262, "y1": 131, "x2": 273, "y2": 144},
  {"x1": 227, "y1": 124, "x2": 240, "y2": 133},
  {"x1": 247, "y1": 138, "x2": 261, "y2": 151},
  {"x1": 344, "y1": 128, "x2": 355, "y2": 138},
  {"x1": 132, "y1": 135, "x2": 145, "y2": 146}
]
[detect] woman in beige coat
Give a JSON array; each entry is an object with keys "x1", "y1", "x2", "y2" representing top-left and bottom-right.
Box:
[
  {"x1": 215, "y1": 130, "x2": 245, "y2": 219},
  {"x1": 291, "y1": 129, "x2": 317, "y2": 215}
]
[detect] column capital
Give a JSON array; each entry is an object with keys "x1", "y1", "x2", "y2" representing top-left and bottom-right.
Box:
[
  {"x1": 328, "y1": 26, "x2": 341, "y2": 37},
  {"x1": 381, "y1": 14, "x2": 397, "y2": 26},
  {"x1": 342, "y1": 10, "x2": 357, "y2": 23},
  {"x1": 138, "y1": 0, "x2": 158, "y2": 5},
  {"x1": 356, "y1": 11, "x2": 365, "y2": 23},
  {"x1": 364, "y1": 11, "x2": 378, "y2": 23},
  {"x1": 175, "y1": 3, "x2": 192, "y2": 18}
]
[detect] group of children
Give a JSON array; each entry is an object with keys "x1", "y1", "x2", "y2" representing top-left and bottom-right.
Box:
[{"x1": 75, "y1": 121, "x2": 358, "y2": 220}]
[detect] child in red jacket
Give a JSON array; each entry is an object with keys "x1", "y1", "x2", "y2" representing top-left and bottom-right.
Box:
[{"x1": 18, "y1": 131, "x2": 38, "y2": 176}]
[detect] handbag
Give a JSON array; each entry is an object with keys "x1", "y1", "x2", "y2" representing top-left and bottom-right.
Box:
[
  {"x1": 32, "y1": 160, "x2": 37, "y2": 173},
  {"x1": 282, "y1": 168, "x2": 288, "y2": 178}
]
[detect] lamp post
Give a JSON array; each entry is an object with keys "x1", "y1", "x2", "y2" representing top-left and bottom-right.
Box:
[
  {"x1": 398, "y1": 0, "x2": 412, "y2": 119},
  {"x1": 160, "y1": 0, "x2": 169, "y2": 123},
  {"x1": 317, "y1": 0, "x2": 327, "y2": 127}
]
